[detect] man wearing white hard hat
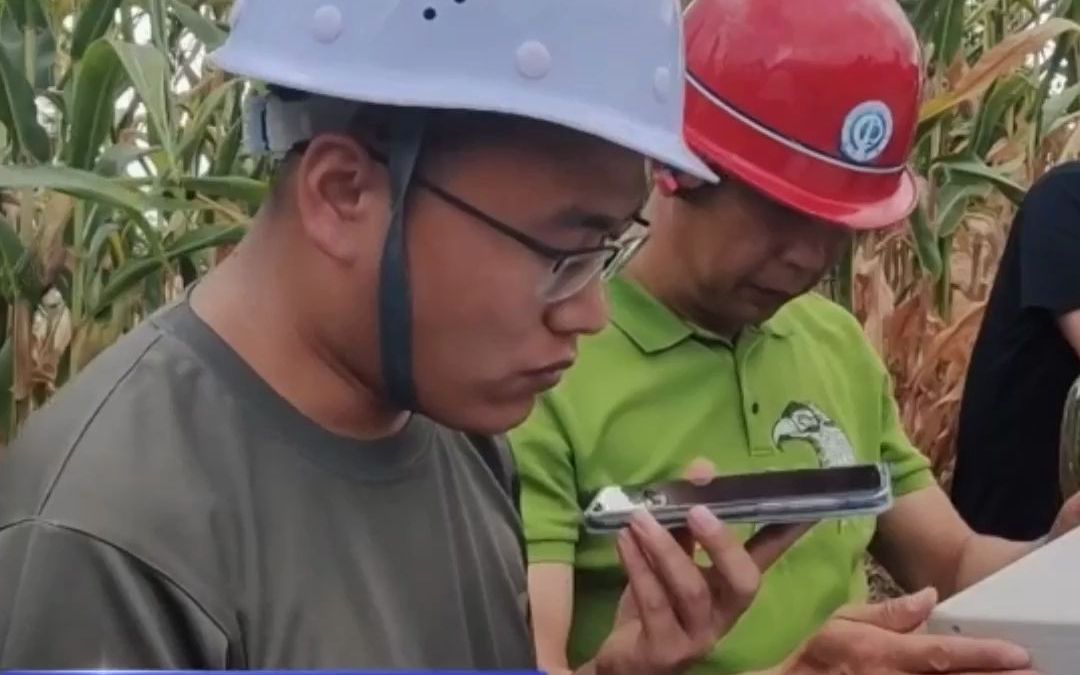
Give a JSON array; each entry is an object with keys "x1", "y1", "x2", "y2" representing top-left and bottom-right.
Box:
[{"x1": 0, "y1": 1, "x2": 806, "y2": 671}]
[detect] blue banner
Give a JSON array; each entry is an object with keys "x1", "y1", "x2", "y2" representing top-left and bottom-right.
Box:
[{"x1": 2, "y1": 672, "x2": 545, "y2": 675}]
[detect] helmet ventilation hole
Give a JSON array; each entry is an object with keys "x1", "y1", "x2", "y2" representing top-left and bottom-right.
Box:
[{"x1": 423, "y1": 7, "x2": 436, "y2": 20}]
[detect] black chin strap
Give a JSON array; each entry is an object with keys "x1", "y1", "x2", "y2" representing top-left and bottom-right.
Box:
[{"x1": 378, "y1": 110, "x2": 427, "y2": 412}]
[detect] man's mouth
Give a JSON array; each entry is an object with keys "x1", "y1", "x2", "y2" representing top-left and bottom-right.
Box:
[
  {"x1": 745, "y1": 283, "x2": 796, "y2": 302},
  {"x1": 520, "y1": 359, "x2": 575, "y2": 389}
]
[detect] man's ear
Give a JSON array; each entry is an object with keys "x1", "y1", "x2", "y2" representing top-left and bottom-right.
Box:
[
  {"x1": 293, "y1": 134, "x2": 388, "y2": 264},
  {"x1": 647, "y1": 160, "x2": 711, "y2": 197}
]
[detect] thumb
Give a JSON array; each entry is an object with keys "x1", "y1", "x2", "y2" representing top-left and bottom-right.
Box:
[
  {"x1": 673, "y1": 459, "x2": 718, "y2": 555},
  {"x1": 833, "y1": 587, "x2": 938, "y2": 633},
  {"x1": 683, "y1": 457, "x2": 718, "y2": 485}
]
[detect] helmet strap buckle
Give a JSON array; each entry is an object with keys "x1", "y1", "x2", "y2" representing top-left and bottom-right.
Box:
[{"x1": 242, "y1": 92, "x2": 363, "y2": 158}]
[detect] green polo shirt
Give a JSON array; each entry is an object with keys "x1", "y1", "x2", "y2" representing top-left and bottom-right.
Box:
[{"x1": 508, "y1": 275, "x2": 935, "y2": 674}]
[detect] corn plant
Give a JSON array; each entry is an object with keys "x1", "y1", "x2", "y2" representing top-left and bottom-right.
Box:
[
  {"x1": 0, "y1": 0, "x2": 266, "y2": 443},
  {"x1": 843, "y1": 0, "x2": 1080, "y2": 481}
]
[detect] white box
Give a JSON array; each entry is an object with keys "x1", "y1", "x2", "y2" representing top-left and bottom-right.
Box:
[{"x1": 927, "y1": 527, "x2": 1080, "y2": 675}]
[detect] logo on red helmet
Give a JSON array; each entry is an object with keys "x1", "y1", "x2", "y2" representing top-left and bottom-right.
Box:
[{"x1": 840, "y1": 101, "x2": 893, "y2": 165}]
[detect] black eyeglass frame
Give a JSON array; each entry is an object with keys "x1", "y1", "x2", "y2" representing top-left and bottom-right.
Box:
[
  {"x1": 368, "y1": 147, "x2": 652, "y2": 288},
  {"x1": 287, "y1": 140, "x2": 652, "y2": 300}
]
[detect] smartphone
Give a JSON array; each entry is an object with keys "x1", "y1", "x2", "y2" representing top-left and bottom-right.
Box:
[{"x1": 582, "y1": 463, "x2": 893, "y2": 534}]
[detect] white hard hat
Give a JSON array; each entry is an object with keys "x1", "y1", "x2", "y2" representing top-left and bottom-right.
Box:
[{"x1": 208, "y1": 0, "x2": 716, "y2": 181}]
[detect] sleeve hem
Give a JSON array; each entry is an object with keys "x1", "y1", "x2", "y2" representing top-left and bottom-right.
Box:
[
  {"x1": 526, "y1": 540, "x2": 577, "y2": 564},
  {"x1": 891, "y1": 468, "x2": 937, "y2": 498}
]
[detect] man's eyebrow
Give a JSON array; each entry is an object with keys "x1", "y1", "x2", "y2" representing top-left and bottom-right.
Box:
[{"x1": 550, "y1": 203, "x2": 647, "y2": 232}]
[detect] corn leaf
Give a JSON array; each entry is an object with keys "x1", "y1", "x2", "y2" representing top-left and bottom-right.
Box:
[
  {"x1": 0, "y1": 33, "x2": 49, "y2": 162},
  {"x1": 168, "y1": 0, "x2": 226, "y2": 51},
  {"x1": 167, "y1": 223, "x2": 245, "y2": 258},
  {"x1": 1033, "y1": 30, "x2": 1075, "y2": 145},
  {"x1": 935, "y1": 158, "x2": 1028, "y2": 205},
  {"x1": 71, "y1": 0, "x2": 122, "y2": 60},
  {"x1": 95, "y1": 142, "x2": 158, "y2": 177},
  {"x1": 65, "y1": 38, "x2": 127, "y2": 170},
  {"x1": 177, "y1": 79, "x2": 238, "y2": 168},
  {"x1": 105, "y1": 38, "x2": 177, "y2": 167},
  {"x1": 143, "y1": 0, "x2": 170, "y2": 56},
  {"x1": 0, "y1": 212, "x2": 39, "y2": 302},
  {"x1": 1042, "y1": 82, "x2": 1080, "y2": 135},
  {"x1": 85, "y1": 220, "x2": 120, "y2": 268},
  {"x1": 0, "y1": 164, "x2": 152, "y2": 215},
  {"x1": 936, "y1": 183, "x2": 990, "y2": 238},
  {"x1": 934, "y1": 0, "x2": 968, "y2": 68},
  {"x1": 909, "y1": 201, "x2": 943, "y2": 281},
  {"x1": 89, "y1": 224, "x2": 244, "y2": 318},
  {"x1": 921, "y1": 17, "x2": 1080, "y2": 121},
  {"x1": 179, "y1": 175, "x2": 266, "y2": 206},
  {"x1": 972, "y1": 74, "x2": 1032, "y2": 157},
  {"x1": 88, "y1": 257, "x2": 160, "y2": 318},
  {"x1": 211, "y1": 116, "x2": 242, "y2": 175},
  {"x1": 1, "y1": 0, "x2": 55, "y2": 90}
]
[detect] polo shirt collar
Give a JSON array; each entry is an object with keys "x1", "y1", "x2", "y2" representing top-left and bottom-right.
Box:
[{"x1": 607, "y1": 275, "x2": 792, "y2": 355}]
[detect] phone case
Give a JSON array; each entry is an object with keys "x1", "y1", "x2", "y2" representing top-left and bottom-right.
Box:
[{"x1": 582, "y1": 464, "x2": 893, "y2": 534}]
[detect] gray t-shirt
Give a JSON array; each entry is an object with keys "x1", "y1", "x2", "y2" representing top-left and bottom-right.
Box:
[{"x1": 0, "y1": 299, "x2": 534, "y2": 669}]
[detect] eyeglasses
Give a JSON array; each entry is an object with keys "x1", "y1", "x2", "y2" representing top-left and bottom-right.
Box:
[
  {"x1": 368, "y1": 148, "x2": 650, "y2": 303},
  {"x1": 411, "y1": 173, "x2": 650, "y2": 303}
]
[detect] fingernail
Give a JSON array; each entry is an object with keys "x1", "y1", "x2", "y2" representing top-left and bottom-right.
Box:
[
  {"x1": 630, "y1": 508, "x2": 652, "y2": 530},
  {"x1": 910, "y1": 586, "x2": 938, "y2": 610},
  {"x1": 1003, "y1": 644, "x2": 1030, "y2": 667},
  {"x1": 689, "y1": 505, "x2": 718, "y2": 531}
]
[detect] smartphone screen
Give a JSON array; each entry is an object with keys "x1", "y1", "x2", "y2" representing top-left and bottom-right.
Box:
[{"x1": 623, "y1": 464, "x2": 884, "y2": 506}]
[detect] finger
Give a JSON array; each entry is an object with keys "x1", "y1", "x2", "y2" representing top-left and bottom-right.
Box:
[
  {"x1": 833, "y1": 587, "x2": 937, "y2": 633},
  {"x1": 686, "y1": 507, "x2": 761, "y2": 620},
  {"x1": 891, "y1": 633, "x2": 1032, "y2": 672},
  {"x1": 683, "y1": 458, "x2": 717, "y2": 486},
  {"x1": 629, "y1": 510, "x2": 713, "y2": 638},
  {"x1": 744, "y1": 522, "x2": 814, "y2": 570},
  {"x1": 672, "y1": 527, "x2": 695, "y2": 556},
  {"x1": 616, "y1": 526, "x2": 681, "y2": 643}
]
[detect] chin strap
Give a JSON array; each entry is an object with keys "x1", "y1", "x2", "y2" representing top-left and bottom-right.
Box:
[{"x1": 378, "y1": 110, "x2": 428, "y2": 412}]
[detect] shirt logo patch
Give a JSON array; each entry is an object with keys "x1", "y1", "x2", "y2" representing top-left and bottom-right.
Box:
[{"x1": 772, "y1": 401, "x2": 857, "y2": 468}]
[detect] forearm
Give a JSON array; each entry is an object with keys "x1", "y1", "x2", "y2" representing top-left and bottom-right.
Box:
[
  {"x1": 952, "y1": 533, "x2": 1038, "y2": 594},
  {"x1": 528, "y1": 562, "x2": 576, "y2": 673}
]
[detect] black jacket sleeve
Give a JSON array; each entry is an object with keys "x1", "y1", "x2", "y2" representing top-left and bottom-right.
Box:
[
  {"x1": 1019, "y1": 165, "x2": 1080, "y2": 316},
  {"x1": 0, "y1": 519, "x2": 230, "y2": 669}
]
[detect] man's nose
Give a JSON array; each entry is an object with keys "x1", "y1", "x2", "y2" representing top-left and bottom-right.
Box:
[
  {"x1": 544, "y1": 277, "x2": 610, "y2": 337},
  {"x1": 781, "y1": 232, "x2": 831, "y2": 273}
]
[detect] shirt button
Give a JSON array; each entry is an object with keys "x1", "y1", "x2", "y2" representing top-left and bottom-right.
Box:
[{"x1": 751, "y1": 402, "x2": 760, "y2": 415}]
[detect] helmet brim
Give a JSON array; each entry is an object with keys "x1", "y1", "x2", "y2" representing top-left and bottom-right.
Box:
[
  {"x1": 686, "y1": 126, "x2": 918, "y2": 231},
  {"x1": 209, "y1": 46, "x2": 720, "y2": 184}
]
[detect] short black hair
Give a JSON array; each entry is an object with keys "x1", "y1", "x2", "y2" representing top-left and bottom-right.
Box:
[{"x1": 265, "y1": 88, "x2": 601, "y2": 207}]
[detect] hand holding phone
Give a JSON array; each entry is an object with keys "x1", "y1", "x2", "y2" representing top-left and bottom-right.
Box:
[{"x1": 590, "y1": 506, "x2": 812, "y2": 675}]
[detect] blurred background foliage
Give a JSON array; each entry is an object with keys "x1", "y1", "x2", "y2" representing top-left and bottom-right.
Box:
[{"x1": 0, "y1": 0, "x2": 1078, "y2": 481}]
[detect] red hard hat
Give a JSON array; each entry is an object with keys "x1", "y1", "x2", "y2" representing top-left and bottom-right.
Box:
[{"x1": 682, "y1": 0, "x2": 923, "y2": 230}]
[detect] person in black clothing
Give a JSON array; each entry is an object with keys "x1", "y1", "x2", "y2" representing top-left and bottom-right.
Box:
[{"x1": 953, "y1": 161, "x2": 1080, "y2": 540}]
